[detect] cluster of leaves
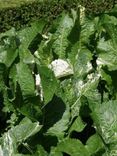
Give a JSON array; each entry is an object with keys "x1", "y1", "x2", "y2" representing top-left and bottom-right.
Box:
[{"x1": 0, "y1": 4, "x2": 117, "y2": 156}]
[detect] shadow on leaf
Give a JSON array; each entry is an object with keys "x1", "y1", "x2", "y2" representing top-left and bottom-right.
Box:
[{"x1": 43, "y1": 95, "x2": 66, "y2": 131}]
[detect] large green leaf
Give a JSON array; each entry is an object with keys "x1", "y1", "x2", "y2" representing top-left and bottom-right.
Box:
[
  {"x1": 18, "y1": 21, "x2": 45, "y2": 64},
  {"x1": 85, "y1": 134, "x2": 105, "y2": 155},
  {"x1": 97, "y1": 24, "x2": 117, "y2": 71},
  {"x1": 92, "y1": 100, "x2": 117, "y2": 144},
  {"x1": 50, "y1": 138, "x2": 90, "y2": 156},
  {"x1": 68, "y1": 41, "x2": 80, "y2": 66},
  {"x1": 74, "y1": 45, "x2": 92, "y2": 79},
  {"x1": 71, "y1": 73, "x2": 100, "y2": 120},
  {"x1": 16, "y1": 62, "x2": 35, "y2": 97},
  {"x1": 18, "y1": 21, "x2": 45, "y2": 49},
  {"x1": 37, "y1": 65, "x2": 58, "y2": 104},
  {"x1": 58, "y1": 79, "x2": 76, "y2": 107},
  {"x1": 36, "y1": 34, "x2": 53, "y2": 65},
  {"x1": 52, "y1": 13, "x2": 74, "y2": 58},
  {"x1": 43, "y1": 95, "x2": 70, "y2": 138},
  {"x1": 97, "y1": 38, "x2": 117, "y2": 71},
  {"x1": 81, "y1": 75, "x2": 101, "y2": 110},
  {"x1": 0, "y1": 117, "x2": 42, "y2": 156},
  {"x1": 46, "y1": 104, "x2": 70, "y2": 138},
  {"x1": 80, "y1": 16, "x2": 99, "y2": 44}
]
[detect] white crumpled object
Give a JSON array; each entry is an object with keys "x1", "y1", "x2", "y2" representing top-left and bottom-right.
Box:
[
  {"x1": 35, "y1": 74, "x2": 43, "y2": 101},
  {"x1": 49, "y1": 59, "x2": 74, "y2": 78}
]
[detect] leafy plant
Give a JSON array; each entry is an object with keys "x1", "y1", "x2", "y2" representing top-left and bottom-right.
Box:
[{"x1": 0, "y1": 4, "x2": 117, "y2": 156}]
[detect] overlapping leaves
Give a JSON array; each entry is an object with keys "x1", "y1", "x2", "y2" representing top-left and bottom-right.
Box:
[{"x1": 0, "y1": 5, "x2": 117, "y2": 156}]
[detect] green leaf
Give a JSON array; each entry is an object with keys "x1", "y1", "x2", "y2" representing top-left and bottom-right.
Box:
[
  {"x1": 43, "y1": 95, "x2": 70, "y2": 138},
  {"x1": 17, "y1": 21, "x2": 45, "y2": 64},
  {"x1": 69, "y1": 116, "x2": 86, "y2": 134},
  {"x1": 52, "y1": 13, "x2": 74, "y2": 58},
  {"x1": 0, "y1": 117, "x2": 42, "y2": 156},
  {"x1": 85, "y1": 134, "x2": 105, "y2": 155},
  {"x1": 0, "y1": 63, "x2": 6, "y2": 75},
  {"x1": 58, "y1": 79, "x2": 76, "y2": 106},
  {"x1": 0, "y1": 36, "x2": 18, "y2": 67},
  {"x1": 0, "y1": 74, "x2": 5, "y2": 92},
  {"x1": 2, "y1": 88, "x2": 15, "y2": 113},
  {"x1": 19, "y1": 49, "x2": 35, "y2": 64},
  {"x1": 9, "y1": 64, "x2": 17, "y2": 100},
  {"x1": 68, "y1": 41, "x2": 80, "y2": 66},
  {"x1": 36, "y1": 33, "x2": 53, "y2": 65},
  {"x1": 16, "y1": 62, "x2": 35, "y2": 97},
  {"x1": 97, "y1": 38, "x2": 117, "y2": 71},
  {"x1": 98, "y1": 69, "x2": 112, "y2": 86},
  {"x1": 80, "y1": 16, "x2": 99, "y2": 44},
  {"x1": 0, "y1": 28, "x2": 16, "y2": 39},
  {"x1": 11, "y1": 117, "x2": 42, "y2": 143},
  {"x1": 19, "y1": 96, "x2": 42, "y2": 121},
  {"x1": 37, "y1": 65, "x2": 58, "y2": 104},
  {"x1": 35, "y1": 145, "x2": 48, "y2": 156},
  {"x1": 68, "y1": 9, "x2": 80, "y2": 44},
  {"x1": 81, "y1": 75, "x2": 101, "y2": 110},
  {"x1": 74, "y1": 45, "x2": 92, "y2": 79},
  {"x1": 50, "y1": 138, "x2": 90, "y2": 156},
  {"x1": 50, "y1": 147, "x2": 62, "y2": 156},
  {"x1": 97, "y1": 24, "x2": 117, "y2": 71},
  {"x1": 71, "y1": 73, "x2": 100, "y2": 120},
  {"x1": 6, "y1": 113, "x2": 18, "y2": 128},
  {"x1": 100, "y1": 14, "x2": 117, "y2": 26},
  {"x1": 18, "y1": 21, "x2": 45, "y2": 49},
  {"x1": 92, "y1": 100, "x2": 117, "y2": 144},
  {"x1": 108, "y1": 143, "x2": 117, "y2": 156},
  {"x1": 46, "y1": 104, "x2": 70, "y2": 138}
]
